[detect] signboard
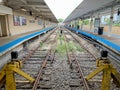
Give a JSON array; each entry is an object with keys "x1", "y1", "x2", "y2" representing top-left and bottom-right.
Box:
[
  {"x1": 94, "y1": 18, "x2": 100, "y2": 27},
  {"x1": 14, "y1": 16, "x2": 27, "y2": 26}
]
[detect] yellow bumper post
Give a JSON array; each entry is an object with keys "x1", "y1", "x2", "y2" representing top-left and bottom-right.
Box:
[
  {"x1": 86, "y1": 58, "x2": 120, "y2": 90},
  {"x1": 0, "y1": 60, "x2": 35, "y2": 90}
]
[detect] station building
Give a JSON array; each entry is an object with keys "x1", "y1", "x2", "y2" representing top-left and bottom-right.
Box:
[
  {"x1": 0, "y1": 0, "x2": 58, "y2": 69},
  {"x1": 0, "y1": 0, "x2": 57, "y2": 37},
  {"x1": 64, "y1": 0, "x2": 120, "y2": 37}
]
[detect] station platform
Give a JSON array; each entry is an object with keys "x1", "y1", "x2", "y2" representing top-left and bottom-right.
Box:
[
  {"x1": 86, "y1": 31, "x2": 120, "y2": 46},
  {"x1": 66, "y1": 26, "x2": 120, "y2": 53},
  {"x1": 0, "y1": 30, "x2": 41, "y2": 46},
  {"x1": 0, "y1": 27, "x2": 55, "y2": 55}
]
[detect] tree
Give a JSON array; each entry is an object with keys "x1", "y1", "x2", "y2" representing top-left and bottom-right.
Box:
[
  {"x1": 58, "y1": 18, "x2": 64, "y2": 23},
  {"x1": 84, "y1": 19, "x2": 90, "y2": 25}
]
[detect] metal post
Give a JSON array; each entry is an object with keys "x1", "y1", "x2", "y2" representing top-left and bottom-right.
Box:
[
  {"x1": 42, "y1": 17, "x2": 46, "y2": 29},
  {"x1": 77, "y1": 19, "x2": 80, "y2": 29},
  {"x1": 108, "y1": 7, "x2": 114, "y2": 37},
  {"x1": 81, "y1": 20, "x2": 84, "y2": 30},
  {"x1": 90, "y1": 16, "x2": 93, "y2": 31},
  {"x1": 101, "y1": 65, "x2": 111, "y2": 90},
  {"x1": 74, "y1": 20, "x2": 76, "y2": 28},
  {"x1": 6, "y1": 68, "x2": 16, "y2": 90},
  {"x1": 43, "y1": 20, "x2": 46, "y2": 28}
]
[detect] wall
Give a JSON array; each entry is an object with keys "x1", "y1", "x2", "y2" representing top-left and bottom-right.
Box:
[
  {"x1": 104, "y1": 26, "x2": 120, "y2": 35},
  {"x1": 84, "y1": 25, "x2": 90, "y2": 31},
  {"x1": 83, "y1": 25, "x2": 120, "y2": 35},
  {"x1": 45, "y1": 21, "x2": 56, "y2": 28},
  {"x1": 8, "y1": 11, "x2": 44, "y2": 36}
]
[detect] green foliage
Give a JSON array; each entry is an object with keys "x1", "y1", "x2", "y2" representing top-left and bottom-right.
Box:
[
  {"x1": 113, "y1": 23, "x2": 120, "y2": 26},
  {"x1": 79, "y1": 20, "x2": 83, "y2": 25},
  {"x1": 84, "y1": 20, "x2": 90, "y2": 25},
  {"x1": 67, "y1": 42, "x2": 84, "y2": 52},
  {"x1": 104, "y1": 17, "x2": 110, "y2": 25},
  {"x1": 67, "y1": 41, "x2": 77, "y2": 51},
  {"x1": 58, "y1": 18, "x2": 64, "y2": 23},
  {"x1": 56, "y1": 44, "x2": 66, "y2": 53},
  {"x1": 58, "y1": 36, "x2": 64, "y2": 41},
  {"x1": 75, "y1": 44, "x2": 84, "y2": 52},
  {"x1": 40, "y1": 42, "x2": 44, "y2": 47},
  {"x1": 56, "y1": 41, "x2": 84, "y2": 54}
]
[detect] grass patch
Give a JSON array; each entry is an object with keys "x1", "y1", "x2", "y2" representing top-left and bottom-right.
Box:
[
  {"x1": 56, "y1": 44, "x2": 66, "y2": 53},
  {"x1": 75, "y1": 44, "x2": 84, "y2": 52},
  {"x1": 58, "y1": 35, "x2": 64, "y2": 41},
  {"x1": 67, "y1": 41, "x2": 77, "y2": 51},
  {"x1": 40, "y1": 42, "x2": 44, "y2": 47},
  {"x1": 56, "y1": 41, "x2": 84, "y2": 54},
  {"x1": 67, "y1": 42, "x2": 84, "y2": 52}
]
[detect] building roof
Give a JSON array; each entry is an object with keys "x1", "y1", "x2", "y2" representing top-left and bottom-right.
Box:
[
  {"x1": 64, "y1": 0, "x2": 120, "y2": 22},
  {"x1": 3, "y1": 0, "x2": 58, "y2": 23}
]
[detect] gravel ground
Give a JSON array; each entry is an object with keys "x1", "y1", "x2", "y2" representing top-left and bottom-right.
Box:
[
  {"x1": 64, "y1": 28, "x2": 120, "y2": 90},
  {"x1": 2, "y1": 27, "x2": 120, "y2": 90}
]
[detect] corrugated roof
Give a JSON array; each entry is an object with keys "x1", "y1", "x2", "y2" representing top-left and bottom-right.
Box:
[
  {"x1": 3, "y1": 0, "x2": 58, "y2": 23},
  {"x1": 64, "y1": 0, "x2": 120, "y2": 22}
]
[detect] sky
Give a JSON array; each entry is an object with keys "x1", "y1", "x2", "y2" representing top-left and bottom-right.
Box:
[{"x1": 44, "y1": 0, "x2": 83, "y2": 19}]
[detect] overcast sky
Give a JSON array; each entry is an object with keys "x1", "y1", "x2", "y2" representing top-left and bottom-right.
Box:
[{"x1": 44, "y1": 0, "x2": 83, "y2": 19}]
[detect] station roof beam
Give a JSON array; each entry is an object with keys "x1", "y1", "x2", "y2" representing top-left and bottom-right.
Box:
[
  {"x1": 3, "y1": 0, "x2": 58, "y2": 23},
  {"x1": 64, "y1": 0, "x2": 120, "y2": 22}
]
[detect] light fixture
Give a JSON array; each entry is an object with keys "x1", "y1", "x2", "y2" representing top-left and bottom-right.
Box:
[
  {"x1": 21, "y1": 8, "x2": 27, "y2": 11},
  {"x1": 0, "y1": 0, "x2": 3, "y2": 3}
]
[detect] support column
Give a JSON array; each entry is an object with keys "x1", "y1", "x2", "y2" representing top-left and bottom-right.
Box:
[
  {"x1": 81, "y1": 20, "x2": 84, "y2": 30},
  {"x1": 94, "y1": 13, "x2": 100, "y2": 34},
  {"x1": 74, "y1": 20, "x2": 76, "y2": 28},
  {"x1": 90, "y1": 16, "x2": 93, "y2": 31},
  {"x1": 108, "y1": 6, "x2": 114, "y2": 37},
  {"x1": 43, "y1": 20, "x2": 46, "y2": 28},
  {"x1": 70, "y1": 22, "x2": 72, "y2": 27},
  {"x1": 71, "y1": 21, "x2": 73, "y2": 28},
  {"x1": 77, "y1": 19, "x2": 80, "y2": 29},
  {"x1": 74, "y1": 20, "x2": 77, "y2": 28},
  {"x1": 42, "y1": 17, "x2": 46, "y2": 29}
]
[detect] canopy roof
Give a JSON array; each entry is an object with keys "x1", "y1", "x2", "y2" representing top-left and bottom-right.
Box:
[
  {"x1": 3, "y1": 0, "x2": 58, "y2": 23},
  {"x1": 64, "y1": 0, "x2": 120, "y2": 22}
]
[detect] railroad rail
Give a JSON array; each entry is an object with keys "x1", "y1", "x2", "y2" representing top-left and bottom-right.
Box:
[
  {"x1": 65, "y1": 26, "x2": 120, "y2": 64},
  {"x1": 0, "y1": 27, "x2": 57, "y2": 90},
  {"x1": 64, "y1": 33, "x2": 90, "y2": 90},
  {"x1": 32, "y1": 32, "x2": 57, "y2": 90},
  {"x1": 0, "y1": 27, "x2": 119, "y2": 90},
  {"x1": 19, "y1": 28, "x2": 57, "y2": 90},
  {"x1": 64, "y1": 27, "x2": 120, "y2": 90}
]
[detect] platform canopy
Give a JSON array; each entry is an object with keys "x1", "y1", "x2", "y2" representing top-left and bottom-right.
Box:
[
  {"x1": 64, "y1": 0, "x2": 120, "y2": 22},
  {"x1": 3, "y1": 0, "x2": 58, "y2": 23}
]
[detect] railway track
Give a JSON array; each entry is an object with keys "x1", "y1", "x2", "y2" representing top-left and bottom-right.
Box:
[
  {"x1": 1, "y1": 27, "x2": 119, "y2": 90},
  {"x1": 32, "y1": 34, "x2": 57, "y2": 90},
  {"x1": 64, "y1": 33, "x2": 90, "y2": 90},
  {"x1": 16, "y1": 28, "x2": 58, "y2": 90},
  {"x1": 16, "y1": 27, "x2": 108, "y2": 90},
  {"x1": 64, "y1": 27, "x2": 120, "y2": 90}
]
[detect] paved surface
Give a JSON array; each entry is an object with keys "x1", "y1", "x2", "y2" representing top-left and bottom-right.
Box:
[
  {"x1": 86, "y1": 30, "x2": 120, "y2": 46},
  {"x1": 0, "y1": 28, "x2": 120, "y2": 48},
  {"x1": 0, "y1": 30, "x2": 41, "y2": 46}
]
